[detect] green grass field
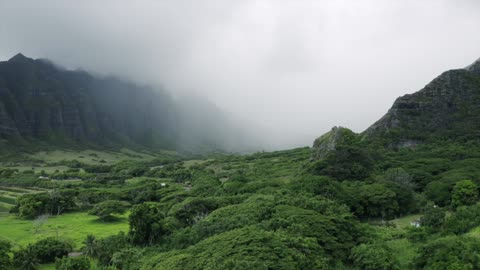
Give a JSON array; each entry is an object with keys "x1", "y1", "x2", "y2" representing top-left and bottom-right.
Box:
[
  {"x1": 0, "y1": 211, "x2": 129, "y2": 250},
  {"x1": 0, "y1": 148, "x2": 171, "y2": 174},
  {"x1": 391, "y1": 214, "x2": 422, "y2": 228},
  {"x1": 29, "y1": 148, "x2": 158, "y2": 165}
]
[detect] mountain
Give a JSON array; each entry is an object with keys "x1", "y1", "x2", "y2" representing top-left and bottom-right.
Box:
[
  {"x1": 364, "y1": 58, "x2": 480, "y2": 145},
  {"x1": 0, "y1": 53, "x2": 264, "y2": 153},
  {"x1": 0, "y1": 53, "x2": 178, "y2": 150},
  {"x1": 312, "y1": 58, "x2": 480, "y2": 159}
]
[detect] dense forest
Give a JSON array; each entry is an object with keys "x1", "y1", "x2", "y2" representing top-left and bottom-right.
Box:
[{"x1": 1, "y1": 58, "x2": 480, "y2": 269}]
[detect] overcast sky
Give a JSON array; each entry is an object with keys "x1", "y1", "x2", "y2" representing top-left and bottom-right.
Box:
[{"x1": 1, "y1": 0, "x2": 480, "y2": 147}]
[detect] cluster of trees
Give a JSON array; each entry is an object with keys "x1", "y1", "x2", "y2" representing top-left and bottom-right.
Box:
[
  {"x1": 88, "y1": 200, "x2": 130, "y2": 221},
  {"x1": 11, "y1": 190, "x2": 76, "y2": 218},
  {"x1": 6, "y1": 237, "x2": 73, "y2": 269}
]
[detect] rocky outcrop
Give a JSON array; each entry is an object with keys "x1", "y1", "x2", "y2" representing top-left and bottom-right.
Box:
[{"x1": 311, "y1": 127, "x2": 358, "y2": 159}]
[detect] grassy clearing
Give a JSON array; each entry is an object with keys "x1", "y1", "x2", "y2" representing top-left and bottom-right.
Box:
[
  {"x1": 0, "y1": 148, "x2": 170, "y2": 173},
  {"x1": 38, "y1": 263, "x2": 55, "y2": 270},
  {"x1": 29, "y1": 149, "x2": 159, "y2": 165},
  {"x1": 0, "y1": 211, "x2": 129, "y2": 250},
  {"x1": 391, "y1": 214, "x2": 422, "y2": 229},
  {"x1": 8, "y1": 165, "x2": 71, "y2": 173},
  {"x1": 0, "y1": 196, "x2": 15, "y2": 205},
  {"x1": 467, "y1": 226, "x2": 480, "y2": 239},
  {"x1": 183, "y1": 159, "x2": 210, "y2": 168}
]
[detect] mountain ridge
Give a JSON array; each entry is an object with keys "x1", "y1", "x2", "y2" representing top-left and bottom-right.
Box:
[
  {"x1": 313, "y1": 57, "x2": 480, "y2": 157},
  {"x1": 0, "y1": 53, "x2": 269, "y2": 154}
]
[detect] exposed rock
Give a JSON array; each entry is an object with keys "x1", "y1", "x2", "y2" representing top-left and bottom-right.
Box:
[
  {"x1": 363, "y1": 60, "x2": 480, "y2": 143},
  {"x1": 311, "y1": 126, "x2": 357, "y2": 159},
  {"x1": 0, "y1": 53, "x2": 178, "y2": 148}
]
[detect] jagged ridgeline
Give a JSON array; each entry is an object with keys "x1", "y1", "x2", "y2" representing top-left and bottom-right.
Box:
[
  {"x1": 0, "y1": 54, "x2": 258, "y2": 153},
  {"x1": 313, "y1": 58, "x2": 480, "y2": 158},
  {"x1": 310, "y1": 58, "x2": 480, "y2": 181},
  {"x1": 365, "y1": 58, "x2": 480, "y2": 145},
  {"x1": 0, "y1": 53, "x2": 177, "y2": 150}
]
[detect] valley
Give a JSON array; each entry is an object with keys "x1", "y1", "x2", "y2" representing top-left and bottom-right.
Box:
[{"x1": 1, "y1": 55, "x2": 480, "y2": 269}]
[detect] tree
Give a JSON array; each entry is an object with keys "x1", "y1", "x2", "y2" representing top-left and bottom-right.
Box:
[
  {"x1": 92, "y1": 232, "x2": 129, "y2": 266},
  {"x1": 383, "y1": 168, "x2": 415, "y2": 189},
  {"x1": 14, "y1": 193, "x2": 49, "y2": 218},
  {"x1": 414, "y1": 236, "x2": 480, "y2": 269},
  {"x1": 89, "y1": 200, "x2": 130, "y2": 221},
  {"x1": 55, "y1": 256, "x2": 90, "y2": 270},
  {"x1": 129, "y1": 202, "x2": 167, "y2": 245},
  {"x1": 344, "y1": 182, "x2": 399, "y2": 219},
  {"x1": 451, "y1": 180, "x2": 478, "y2": 208},
  {"x1": 350, "y1": 242, "x2": 399, "y2": 270},
  {"x1": 14, "y1": 190, "x2": 76, "y2": 219},
  {"x1": 33, "y1": 214, "x2": 49, "y2": 234},
  {"x1": 420, "y1": 204, "x2": 446, "y2": 229},
  {"x1": 13, "y1": 246, "x2": 40, "y2": 270},
  {"x1": 443, "y1": 204, "x2": 480, "y2": 234},
  {"x1": 46, "y1": 189, "x2": 76, "y2": 216},
  {"x1": 111, "y1": 248, "x2": 142, "y2": 270},
  {"x1": 82, "y1": 234, "x2": 97, "y2": 257},
  {"x1": 29, "y1": 237, "x2": 72, "y2": 263},
  {"x1": 0, "y1": 239, "x2": 12, "y2": 269},
  {"x1": 425, "y1": 181, "x2": 452, "y2": 207}
]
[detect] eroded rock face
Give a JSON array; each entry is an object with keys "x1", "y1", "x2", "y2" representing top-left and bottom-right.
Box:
[
  {"x1": 312, "y1": 126, "x2": 357, "y2": 159},
  {"x1": 0, "y1": 53, "x2": 177, "y2": 148},
  {"x1": 363, "y1": 59, "x2": 480, "y2": 143}
]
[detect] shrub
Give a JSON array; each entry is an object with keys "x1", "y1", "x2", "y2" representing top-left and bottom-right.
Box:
[{"x1": 55, "y1": 256, "x2": 90, "y2": 270}]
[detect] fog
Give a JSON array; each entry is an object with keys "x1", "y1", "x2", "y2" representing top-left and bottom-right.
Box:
[{"x1": 1, "y1": 0, "x2": 480, "y2": 150}]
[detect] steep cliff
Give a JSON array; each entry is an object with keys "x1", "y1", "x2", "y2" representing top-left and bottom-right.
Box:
[
  {"x1": 312, "y1": 58, "x2": 480, "y2": 159},
  {"x1": 363, "y1": 59, "x2": 480, "y2": 144},
  {"x1": 0, "y1": 53, "x2": 177, "y2": 149}
]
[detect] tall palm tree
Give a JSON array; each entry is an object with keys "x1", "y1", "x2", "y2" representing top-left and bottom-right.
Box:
[
  {"x1": 82, "y1": 234, "x2": 97, "y2": 258},
  {"x1": 17, "y1": 246, "x2": 39, "y2": 270}
]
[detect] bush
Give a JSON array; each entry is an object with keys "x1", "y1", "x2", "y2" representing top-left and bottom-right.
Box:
[
  {"x1": 89, "y1": 200, "x2": 130, "y2": 221},
  {"x1": 451, "y1": 180, "x2": 479, "y2": 208},
  {"x1": 420, "y1": 204, "x2": 446, "y2": 229},
  {"x1": 0, "y1": 240, "x2": 12, "y2": 269},
  {"x1": 55, "y1": 256, "x2": 90, "y2": 270},
  {"x1": 31, "y1": 237, "x2": 72, "y2": 263},
  {"x1": 444, "y1": 203, "x2": 480, "y2": 234},
  {"x1": 350, "y1": 242, "x2": 399, "y2": 270},
  {"x1": 414, "y1": 236, "x2": 480, "y2": 269}
]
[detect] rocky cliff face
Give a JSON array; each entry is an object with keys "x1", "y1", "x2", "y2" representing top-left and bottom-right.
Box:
[
  {"x1": 312, "y1": 58, "x2": 480, "y2": 158},
  {"x1": 363, "y1": 58, "x2": 480, "y2": 144},
  {"x1": 311, "y1": 127, "x2": 357, "y2": 159},
  {"x1": 0, "y1": 53, "x2": 177, "y2": 148},
  {"x1": 0, "y1": 53, "x2": 270, "y2": 153}
]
